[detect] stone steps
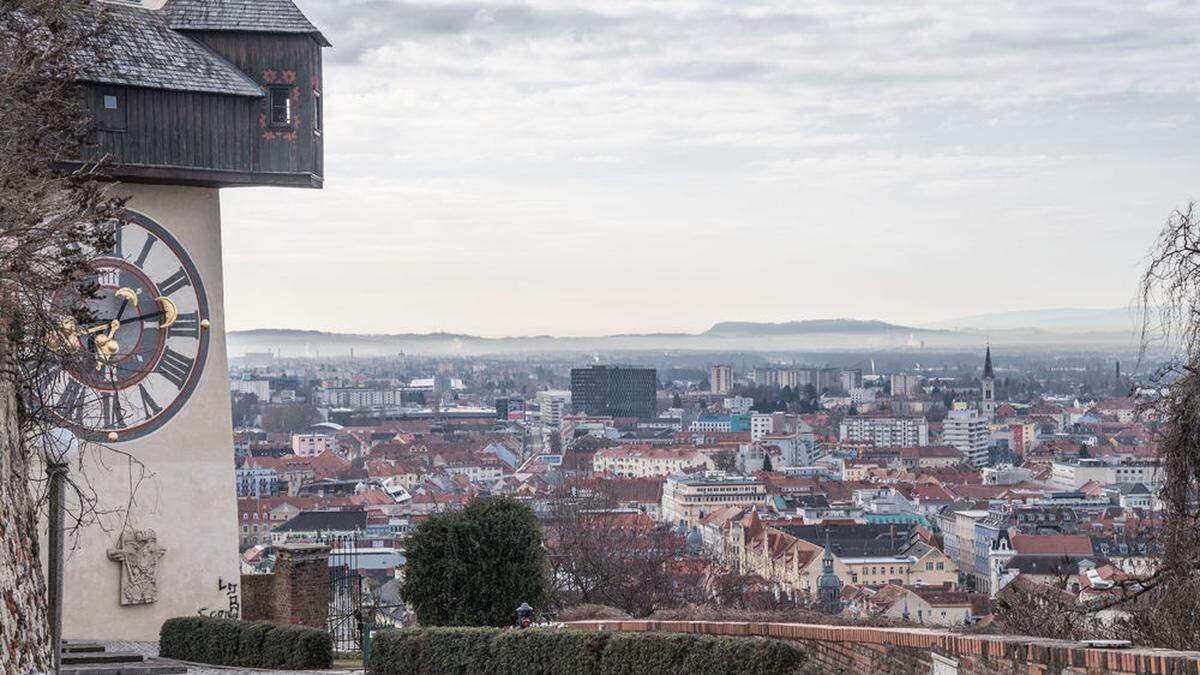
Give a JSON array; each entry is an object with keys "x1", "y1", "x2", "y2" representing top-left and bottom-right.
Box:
[{"x1": 59, "y1": 642, "x2": 186, "y2": 675}]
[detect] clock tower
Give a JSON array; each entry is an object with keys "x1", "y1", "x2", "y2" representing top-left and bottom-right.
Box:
[{"x1": 48, "y1": 0, "x2": 328, "y2": 640}]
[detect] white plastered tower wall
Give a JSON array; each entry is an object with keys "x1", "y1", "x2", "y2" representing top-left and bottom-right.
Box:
[{"x1": 58, "y1": 183, "x2": 240, "y2": 641}]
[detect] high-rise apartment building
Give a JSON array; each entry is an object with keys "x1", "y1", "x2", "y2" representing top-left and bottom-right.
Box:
[
  {"x1": 570, "y1": 365, "x2": 657, "y2": 419},
  {"x1": 944, "y1": 408, "x2": 991, "y2": 467},
  {"x1": 891, "y1": 373, "x2": 922, "y2": 397},
  {"x1": 536, "y1": 390, "x2": 571, "y2": 428},
  {"x1": 710, "y1": 364, "x2": 734, "y2": 394}
]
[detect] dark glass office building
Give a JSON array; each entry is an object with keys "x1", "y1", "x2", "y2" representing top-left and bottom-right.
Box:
[{"x1": 570, "y1": 365, "x2": 657, "y2": 419}]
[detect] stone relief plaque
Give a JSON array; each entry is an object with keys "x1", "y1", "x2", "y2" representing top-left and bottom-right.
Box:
[{"x1": 106, "y1": 529, "x2": 166, "y2": 605}]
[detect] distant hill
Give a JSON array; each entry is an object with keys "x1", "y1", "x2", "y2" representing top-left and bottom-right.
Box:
[
  {"x1": 226, "y1": 316, "x2": 1142, "y2": 358},
  {"x1": 704, "y1": 319, "x2": 917, "y2": 336},
  {"x1": 923, "y1": 307, "x2": 1147, "y2": 332}
]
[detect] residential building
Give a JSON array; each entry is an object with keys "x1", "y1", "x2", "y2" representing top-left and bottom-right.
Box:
[
  {"x1": 536, "y1": 390, "x2": 571, "y2": 428},
  {"x1": 839, "y1": 416, "x2": 929, "y2": 447},
  {"x1": 593, "y1": 446, "x2": 714, "y2": 478},
  {"x1": 1050, "y1": 458, "x2": 1162, "y2": 490},
  {"x1": 710, "y1": 364, "x2": 734, "y2": 394},
  {"x1": 291, "y1": 433, "x2": 335, "y2": 457},
  {"x1": 944, "y1": 408, "x2": 991, "y2": 467},
  {"x1": 891, "y1": 373, "x2": 922, "y2": 397},
  {"x1": 660, "y1": 471, "x2": 769, "y2": 527}
]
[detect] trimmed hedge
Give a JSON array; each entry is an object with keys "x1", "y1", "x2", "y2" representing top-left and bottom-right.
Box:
[
  {"x1": 159, "y1": 616, "x2": 333, "y2": 669},
  {"x1": 368, "y1": 627, "x2": 807, "y2": 675}
]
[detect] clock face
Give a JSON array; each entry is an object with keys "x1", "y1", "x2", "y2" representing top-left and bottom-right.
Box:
[{"x1": 38, "y1": 210, "x2": 210, "y2": 442}]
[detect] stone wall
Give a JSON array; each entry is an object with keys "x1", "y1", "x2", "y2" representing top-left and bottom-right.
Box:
[
  {"x1": 240, "y1": 573, "x2": 275, "y2": 621},
  {"x1": 569, "y1": 620, "x2": 1200, "y2": 674},
  {"x1": 269, "y1": 543, "x2": 329, "y2": 629},
  {"x1": 0, "y1": 356, "x2": 51, "y2": 673}
]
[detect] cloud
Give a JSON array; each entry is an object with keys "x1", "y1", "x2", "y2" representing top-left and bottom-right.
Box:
[{"x1": 223, "y1": 0, "x2": 1200, "y2": 335}]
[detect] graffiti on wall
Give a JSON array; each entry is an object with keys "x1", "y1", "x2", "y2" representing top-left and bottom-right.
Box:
[{"x1": 198, "y1": 577, "x2": 240, "y2": 619}]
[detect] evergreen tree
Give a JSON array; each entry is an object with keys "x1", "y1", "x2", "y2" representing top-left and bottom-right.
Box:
[{"x1": 401, "y1": 497, "x2": 549, "y2": 626}]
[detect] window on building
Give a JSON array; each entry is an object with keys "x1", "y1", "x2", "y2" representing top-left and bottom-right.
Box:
[
  {"x1": 269, "y1": 86, "x2": 292, "y2": 127},
  {"x1": 313, "y1": 88, "x2": 322, "y2": 135},
  {"x1": 93, "y1": 86, "x2": 127, "y2": 131}
]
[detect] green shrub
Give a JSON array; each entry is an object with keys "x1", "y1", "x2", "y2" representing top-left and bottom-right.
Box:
[
  {"x1": 401, "y1": 497, "x2": 549, "y2": 627},
  {"x1": 368, "y1": 627, "x2": 807, "y2": 675},
  {"x1": 159, "y1": 616, "x2": 333, "y2": 669},
  {"x1": 492, "y1": 628, "x2": 608, "y2": 675}
]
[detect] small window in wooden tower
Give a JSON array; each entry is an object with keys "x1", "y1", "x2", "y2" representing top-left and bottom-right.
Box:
[
  {"x1": 94, "y1": 86, "x2": 127, "y2": 131},
  {"x1": 313, "y1": 88, "x2": 322, "y2": 135},
  {"x1": 269, "y1": 86, "x2": 292, "y2": 127}
]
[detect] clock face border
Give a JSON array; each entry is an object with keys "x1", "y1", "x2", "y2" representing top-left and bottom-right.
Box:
[{"x1": 57, "y1": 209, "x2": 212, "y2": 443}]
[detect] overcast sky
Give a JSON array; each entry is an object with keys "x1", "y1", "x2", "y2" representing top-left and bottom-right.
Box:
[{"x1": 220, "y1": 0, "x2": 1200, "y2": 337}]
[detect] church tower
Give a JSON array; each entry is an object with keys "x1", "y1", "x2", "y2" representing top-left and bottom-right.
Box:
[
  {"x1": 816, "y1": 531, "x2": 843, "y2": 613},
  {"x1": 981, "y1": 345, "x2": 996, "y2": 421}
]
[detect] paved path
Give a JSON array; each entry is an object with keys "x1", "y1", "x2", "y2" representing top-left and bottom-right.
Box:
[{"x1": 102, "y1": 641, "x2": 365, "y2": 675}]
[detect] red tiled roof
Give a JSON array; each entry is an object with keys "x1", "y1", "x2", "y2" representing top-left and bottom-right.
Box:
[{"x1": 1011, "y1": 534, "x2": 1093, "y2": 556}]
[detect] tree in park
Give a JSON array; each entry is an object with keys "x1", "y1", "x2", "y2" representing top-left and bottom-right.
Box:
[{"x1": 401, "y1": 497, "x2": 549, "y2": 627}]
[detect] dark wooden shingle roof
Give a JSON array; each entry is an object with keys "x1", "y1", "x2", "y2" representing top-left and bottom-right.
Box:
[
  {"x1": 79, "y1": 4, "x2": 263, "y2": 97},
  {"x1": 163, "y1": 0, "x2": 331, "y2": 46}
]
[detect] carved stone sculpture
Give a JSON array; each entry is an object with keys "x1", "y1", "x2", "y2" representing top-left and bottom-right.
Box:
[{"x1": 107, "y1": 529, "x2": 166, "y2": 605}]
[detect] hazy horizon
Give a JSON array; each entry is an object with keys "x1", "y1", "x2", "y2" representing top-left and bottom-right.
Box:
[{"x1": 220, "y1": 0, "x2": 1200, "y2": 336}]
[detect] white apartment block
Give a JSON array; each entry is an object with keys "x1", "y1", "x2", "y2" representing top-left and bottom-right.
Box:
[
  {"x1": 537, "y1": 390, "x2": 571, "y2": 428},
  {"x1": 724, "y1": 396, "x2": 753, "y2": 414},
  {"x1": 593, "y1": 446, "x2": 714, "y2": 478},
  {"x1": 1051, "y1": 458, "x2": 1163, "y2": 490},
  {"x1": 315, "y1": 386, "x2": 408, "y2": 408},
  {"x1": 750, "y1": 413, "x2": 776, "y2": 442},
  {"x1": 660, "y1": 471, "x2": 769, "y2": 527},
  {"x1": 231, "y1": 378, "x2": 271, "y2": 399},
  {"x1": 944, "y1": 408, "x2": 991, "y2": 467},
  {"x1": 839, "y1": 416, "x2": 928, "y2": 447}
]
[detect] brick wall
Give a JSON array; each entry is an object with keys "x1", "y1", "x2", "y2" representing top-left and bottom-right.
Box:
[
  {"x1": 239, "y1": 573, "x2": 275, "y2": 621},
  {"x1": 268, "y1": 543, "x2": 329, "y2": 629},
  {"x1": 569, "y1": 620, "x2": 1200, "y2": 674}
]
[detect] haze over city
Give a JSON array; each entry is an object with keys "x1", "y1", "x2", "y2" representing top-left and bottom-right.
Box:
[{"x1": 220, "y1": 0, "x2": 1200, "y2": 336}]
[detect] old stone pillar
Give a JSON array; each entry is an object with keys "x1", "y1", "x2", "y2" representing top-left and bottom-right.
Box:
[{"x1": 272, "y1": 542, "x2": 330, "y2": 629}]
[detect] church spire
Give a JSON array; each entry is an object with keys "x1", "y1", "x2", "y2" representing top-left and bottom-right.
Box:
[{"x1": 983, "y1": 344, "x2": 994, "y2": 380}]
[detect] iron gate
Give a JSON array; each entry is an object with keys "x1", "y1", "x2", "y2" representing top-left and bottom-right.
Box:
[{"x1": 328, "y1": 535, "x2": 364, "y2": 651}]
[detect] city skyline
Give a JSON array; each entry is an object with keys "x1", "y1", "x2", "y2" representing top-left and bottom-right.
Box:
[{"x1": 220, "y1": 0, "x2": 1200, "y2": 336}]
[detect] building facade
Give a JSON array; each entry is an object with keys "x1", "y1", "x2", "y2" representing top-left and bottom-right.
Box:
[
  {"x1": 50, "y1": 0, "x2": 329, "y2": 641},
  {"x1": 571, "y1": 365, "x2": 657, "y2": 419},
  {"x1": 709, "y1": 364, "x2": 734, "y2": 394}
]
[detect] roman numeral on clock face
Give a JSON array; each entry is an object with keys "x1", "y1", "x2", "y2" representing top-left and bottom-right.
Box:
[
  {"x1": 57, "y1": 379, "x2": 87, "y2": 423},
  {"x1": 139, "y1": 384, "x2": 163, "y2": 417},
  {"x1": 158, "y1": 267, "x2": 191, "y2": 296},
  {"x1": 134, "y1": 234, "x2": 156, "y2": 268},
  {"x1": 171, "y1": 312, "x2": 200, "y2": 339},
  {"x1": 156, "y1": 348, "x2": 195, "y2": 389},
  {"x1": 101, "y1": 392, "x2": 126, "y2": 429},
  {"x1": 108, "y1": 225, "x2": 123, "y2": 259}
]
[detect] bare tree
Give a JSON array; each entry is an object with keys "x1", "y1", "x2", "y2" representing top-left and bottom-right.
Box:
[
  {"x1": 1, "y1": 1, "x2": 126, "y2": 669},
  {"x1": 544, "y1": 483, "x2": 694, "y2": 617}
]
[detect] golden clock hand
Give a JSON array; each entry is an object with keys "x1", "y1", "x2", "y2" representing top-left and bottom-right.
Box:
[
  {"x1": 114, "y1": 287, "x2": 139, "y2": 308},
  {"x1": 155, "y1": 296, "x2": 178, "y2": 328}
]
